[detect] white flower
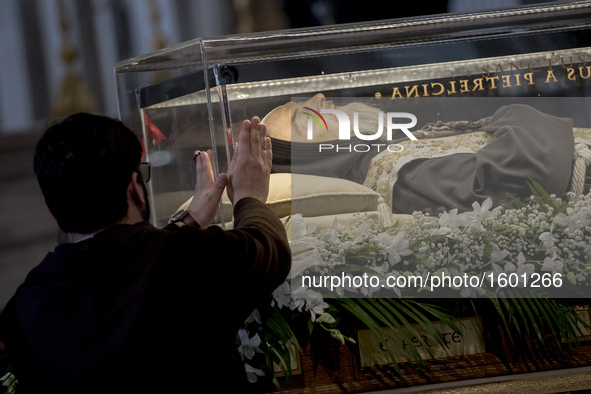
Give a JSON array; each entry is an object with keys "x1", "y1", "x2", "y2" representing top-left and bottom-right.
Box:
[
  {"x1": 359, "y1": 262, "x2": 389, "y2": 297},
  {"x1": 487, "y1": 251, "x2": 516, "y2": 289},
  {"x1": 472, "y1": 198, "x2": 495, "y2": 220},
  {"x1": 541, "y1": 254, "x2": 564, "y2": 273},
  {"x1": 284, "y1": 213, "x2": 307, "y2": 241},
  {"x1": 391, "y1": 231, "x2": 413, "y2": 254},
  {"x1": 237, "y1": 329, "x2": 262, "y2": 360},
  {"x1": 503, "y1": 252, "x2": 536, "y2": 287},
  {"x1": 246, "y1": 309, "x2": 261, "y2": 324},
  {"x1": 539, "y1": 227, "x2": 559, "y2": 252},
  {"x1": 290, "y1": 287, "x2": 329, "y2": 322},
  {"x1": 554, "y1": 207, "x2": 591, "y2": 232},
  {"x1": 377, "y1": 231, "x2": 412, "y2": 266},
  {"x1": 438, "y1": 208, "x2": 474, "y2": 230},
  {"x1": 289, "y1": 239, "x2": 324, "y2": 278},
  {"x1": 244, "y1": 363, "x2": 265, "y2": 383},
  {"x1": 351, "y1": 220, "x2": 369, "y2": 240},
  {"x1": 460, "y1": 286, "x2": 486, "y2": 298},
  {"x1": 515, "y1": 252, "x2": 535, "y2": 277},
  {"x1": 490, "y1": 243, "x2": 510, "y2": 264},
  {"x1": 438, "y1": 208, "x2": 462, "y2": 229},
  {"x1": 1, "y1": 372, "x2": 16, "y2": 388},
  {"x1": 463, "y1": 198, "x2": 499, "y2": 232},
  {"x1": 271, "y1": 282, "x2": 291, "y2": 309},
  {"x1": 286, "y1": 214, "x2": 327, "y2": 277}
]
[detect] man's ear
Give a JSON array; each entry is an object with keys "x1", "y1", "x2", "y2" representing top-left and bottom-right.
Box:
[{"x1": 128, "y1": 172, "x2": 146, "y2": 206}]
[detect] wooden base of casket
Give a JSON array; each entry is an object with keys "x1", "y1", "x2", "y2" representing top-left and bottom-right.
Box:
[{"x1": 268, "y1": 337, "x2": 591, "y2": 393}]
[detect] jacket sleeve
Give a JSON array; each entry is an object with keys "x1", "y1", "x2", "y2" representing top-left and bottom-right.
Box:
[
  {"x1": 229, "y1": 197, "x2": 292, "y2": 294},
  {"x1": 165, "y1": 197, "x2": 291, "y2": 305}
]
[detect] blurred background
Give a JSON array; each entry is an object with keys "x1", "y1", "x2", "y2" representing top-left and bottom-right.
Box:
[{"x1": 0, "y1": 0, "x2": 556, "y2": 311}]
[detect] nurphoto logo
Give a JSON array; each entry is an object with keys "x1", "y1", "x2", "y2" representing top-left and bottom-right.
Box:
[{"x1": 306, "y1": 109, "x2": 417, "y2": 153}]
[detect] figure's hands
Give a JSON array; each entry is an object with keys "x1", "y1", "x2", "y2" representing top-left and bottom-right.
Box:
[
  {"x1": 226, "y1": 117, "x2": 272, "y2": 204},
  {"x1": 187, "y1": 149, "x2": 227, "y2": 227}
]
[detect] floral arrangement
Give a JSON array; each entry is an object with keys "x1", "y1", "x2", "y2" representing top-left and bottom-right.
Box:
[
  {"x1": 239, "y1": 181, "x2": 591, "y2": 391},
  {"x1": 286, "y1": 181, "x2": 591, "y2": 300}
]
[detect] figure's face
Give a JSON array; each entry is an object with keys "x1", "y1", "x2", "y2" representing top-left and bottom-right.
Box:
[{"x1": 262, "y1": 93, "x2": 342, "y2": 142}]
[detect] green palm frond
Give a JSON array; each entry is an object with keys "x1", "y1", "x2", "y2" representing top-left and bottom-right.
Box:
[
  {"x1": 489, "y1": 289, "x2": 589, "y2": 355},
  {"x1": 258, "y1": 306, "x2": 301, "y2": 383},
  {"x1": 329, "y1": 298, "x2": 459, "y2": 370}
]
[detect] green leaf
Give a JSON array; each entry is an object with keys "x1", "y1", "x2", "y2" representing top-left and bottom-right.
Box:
[
  {"x1": 357, "y1": 298, "x2": 427, "y2": 364},
  {"x1": 335, "y1": 298, "x2": 402, "y2": 373},
  {"x1": 380, "y1": 299, "x2": 451, "y2": 354},
  {"x1": 527, "y1": 178, "x2": 568, "y2": 214}
]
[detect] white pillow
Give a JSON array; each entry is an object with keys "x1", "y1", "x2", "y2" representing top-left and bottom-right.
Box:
[
  {"x1": 266, "y1": 173, "x2": 380, "y2": 217},
  {"x1": 172, "y1": 173, "x2": 380, "y2": 220}
]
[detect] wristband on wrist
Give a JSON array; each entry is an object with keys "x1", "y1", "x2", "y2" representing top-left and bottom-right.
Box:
[{"x1": 169, "y1": 209, "x2": 199, "y2": 227}]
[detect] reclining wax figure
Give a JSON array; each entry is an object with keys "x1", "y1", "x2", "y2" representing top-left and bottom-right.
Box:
[
  {"x1": 262, "y1": 93, "x2": 385, "y2": 184},
  {"x1": 262, "y1": 93, "x2": 576, "y2": 216},
  {"x1": 0, "y1": 114, "x2": 291, "y2": 393}
]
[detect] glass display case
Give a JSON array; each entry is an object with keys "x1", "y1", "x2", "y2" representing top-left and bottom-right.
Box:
[
  {"x1": 114, "y1": 4, "x2": 591, "y2": 392},
  {"x1": 115, "y1": 0, "x2": 591, "y2": 228}
]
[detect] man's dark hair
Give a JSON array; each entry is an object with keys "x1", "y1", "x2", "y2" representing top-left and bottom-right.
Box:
[{"x1": 34, "y1": 113, "x2": 143, "y2": 234}]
